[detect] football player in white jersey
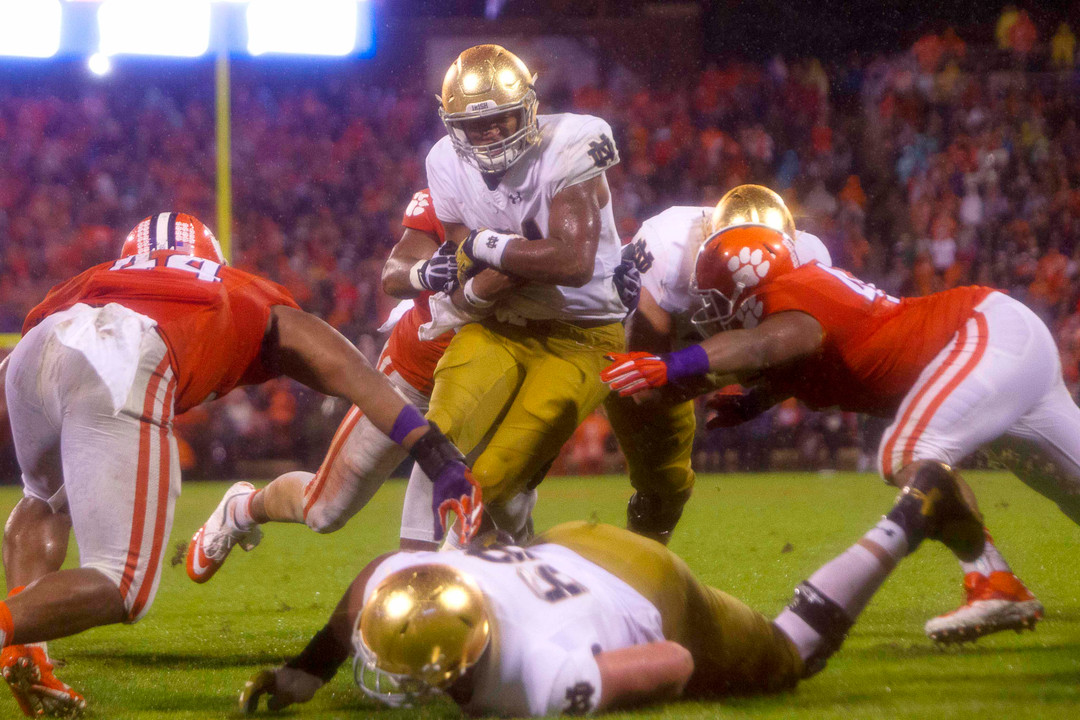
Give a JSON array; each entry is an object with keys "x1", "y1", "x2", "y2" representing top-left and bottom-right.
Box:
[
  {"x1": 404, "y1": 44, "x2": 629, "y2": 543},
  {"x1": 609, "y1": 185, "x2": 832, "y2": 542},
  {"x1": 239, "y1": 464, "x2": 984, "y2": 716}
]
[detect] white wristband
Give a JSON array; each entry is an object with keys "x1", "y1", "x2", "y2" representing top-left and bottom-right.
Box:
[
  {"x1": 462, "y1": 277, "x2": 495, "y2": 310},
  {"x1": 408, "y1": 259, "x2": 427, "y2": 291},
  {"x1": 471, "y1": 229, "x2": 514, "y2": 268}
]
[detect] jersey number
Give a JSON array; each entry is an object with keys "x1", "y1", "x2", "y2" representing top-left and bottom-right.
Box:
[
  {"x1": 467, "y1": 545, "x2": 588, "y2": 603},
  {"x1": 816, "y1": 264, "x2": 897, "y2": 304},
  {"x1": 111, "y1": 254, "x2": 223, "y2": 283}
]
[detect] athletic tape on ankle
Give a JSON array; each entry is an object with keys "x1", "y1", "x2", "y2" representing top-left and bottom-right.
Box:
[{"x1": 389, "y1": 405, "x2": 428, "y2": 446}]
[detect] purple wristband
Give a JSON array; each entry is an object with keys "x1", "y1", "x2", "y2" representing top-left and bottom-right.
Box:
[
  {"x1": 663, "y1": 344, "x2": 710, "y2": 382},
  {"x1": 389, "y1": 405, "x2": 428, "y2": 445}
]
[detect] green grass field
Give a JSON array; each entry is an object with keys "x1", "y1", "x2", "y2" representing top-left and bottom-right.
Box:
[{"x1": 1, "y1": 471, "x2": 1078, "y2": 719}]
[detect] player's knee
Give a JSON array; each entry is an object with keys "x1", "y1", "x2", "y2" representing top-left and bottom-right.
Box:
[
  {"x1": 79, "y1": 563, "x2": 145, "y2": 624},
  {"x1": 470, "y1": 453, "x2": 522, "y2": 504},
  {"x1": 304, "y1": 507, "x2": 348, "y2": 534}
]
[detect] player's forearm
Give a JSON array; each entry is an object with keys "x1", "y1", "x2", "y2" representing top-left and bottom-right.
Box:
[
  {"x1": 626, "y1": 289, "x2": 674, "y2": 353},
  {"x1": 699, "y1": 313, "x2": 824, "y2": 377},
  {"x1": 381, "y1": 229, "x2": 442, "y2": 299},
  {"x1": 497, "y1": 234, "x2": 598, "y2": 286},
  {"x1": 595, "y1": 641, "x2": 694, "y2": 711},
  {"x1": 450, "y1": 268, "x2": 523, "y2": 314},
  {"x1": 381, "y1": 255, "x2": 424, "y2": 299},
  {"x1": 285, "y1": 556, "x2": 391, "y2": 682},
  {"x1": 265, "y1": 306, "x2": 413, "y2": 438}
]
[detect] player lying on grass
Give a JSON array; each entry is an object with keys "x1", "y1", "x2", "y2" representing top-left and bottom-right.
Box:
[
  {"x1": 240, "y1": 462, "x2": 983, "y2": 716},
  {"x1": 602, "y1": 221, "x2": 1080, "y2": 643},
  {"x1": 0, "y1": 213, "x2": 480, "y2": 718}
]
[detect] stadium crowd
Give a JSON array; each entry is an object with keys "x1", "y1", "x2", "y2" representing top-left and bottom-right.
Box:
[{"x1": 2, "y1": 15, "x2": 1080, "y2": 477}]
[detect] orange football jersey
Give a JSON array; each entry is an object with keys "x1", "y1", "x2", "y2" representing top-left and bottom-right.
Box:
[
  {"x1": 24, "y1": 251, "x2": 300, "y2": 413},
  {"x1": 750, "y1": 263, "x2": 994, "y2": 416},
  {"x1": 384, "y1": 189, "x2": 453, "y2": 394}
]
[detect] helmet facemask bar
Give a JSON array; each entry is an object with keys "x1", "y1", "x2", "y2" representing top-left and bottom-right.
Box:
[
  {"x1": 690, "y1": 282, "x2": 745, "y2": 338},
  {"x1": 353, "y1": 639, "x2": 443, "y2": 709},
  {"x1": 439, "y1": 89, "x2": 540, "y2": 174}
]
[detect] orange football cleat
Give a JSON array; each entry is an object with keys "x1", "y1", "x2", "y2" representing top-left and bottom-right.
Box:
[
  {"x1": 925, "y1": 571, "x2": 1043, "y2": 643},
  {"x1": 1, "y1": 645, "x2": 86, "y2": 718}
]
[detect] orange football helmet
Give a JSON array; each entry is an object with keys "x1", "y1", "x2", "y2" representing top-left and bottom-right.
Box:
[
  {"x1": 121, "y1": 212, "x2": 226, "y2": 265},
  {"x1": 692, "y1": 224, "x2": 796, "y2": 334}
]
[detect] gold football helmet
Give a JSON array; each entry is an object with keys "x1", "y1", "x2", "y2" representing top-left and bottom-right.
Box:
[
  {"x1": 354, "y1": 564, "x2": 491, "y2": 707},
  {"x1": 439, "y1": 44, "x2": 541, "y2": 174},
  {"x1": 708, "y1": 184, "x2": 797, "y2": 243}
]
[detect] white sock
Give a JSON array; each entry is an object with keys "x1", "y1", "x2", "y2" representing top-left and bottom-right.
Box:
[
  {"x1": 959, "y1": 535, "x2": 1011, "y2": 576},
  {"x1": 230, "y1": 489, "x2": 259, "y2": 531},
  {"x1": 775, "y1": 518, "x2": 908, "y2": 661}
]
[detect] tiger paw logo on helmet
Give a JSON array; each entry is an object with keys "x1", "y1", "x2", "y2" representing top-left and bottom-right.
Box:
[{"x1": 727, "y1": 246, "x2": 771, "y2": 289}]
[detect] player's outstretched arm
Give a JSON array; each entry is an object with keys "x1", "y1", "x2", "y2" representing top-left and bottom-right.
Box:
[
  {"x1": 263, "y1": 306, "x2": 416, "y2": 436},
  {"x1": 594, "y1": 641, "x2": 694, "y2": 711},
  {"x1": 453, "y1": 174, "x2": 609, "y2": 287},
  {"x1": 240, "y1": 555, "x2": 392, "y2": 714},
  {"x1": 263, "y1": 307, "x2": 482, "y2": 541},
  {"x1": 602, "y1": 311, "x2": 823, "y2": 397}
]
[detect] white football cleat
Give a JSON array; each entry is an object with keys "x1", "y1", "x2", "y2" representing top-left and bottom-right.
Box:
[
  {"x1": 186, "y1": 481, "x2": 261, "y2": 584},
  {"x1": 925, "y1": 571, "x2": 1043, "y2": 643}
]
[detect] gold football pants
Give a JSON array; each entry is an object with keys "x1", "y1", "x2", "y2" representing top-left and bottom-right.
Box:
[
  {"x1": 604, "y1": 392, "x2": 696, "y2": 499},
  {"x1": 536, "y1": 521, "x2": 804, "y2": 696},
  {"x1": 426, "y1": 319, "x2": 624, "y2": 509}
]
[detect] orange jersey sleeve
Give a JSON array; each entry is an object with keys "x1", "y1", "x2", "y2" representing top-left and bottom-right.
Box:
[
  {"x1": 401, "y1": 189, "x2": 446, "y2": 242},
  {"x1": 25, "y1": 251, "x2": 300, "y2": 413},
  {"x1": 753, "y1": 264, "x2": 994, "y2": 415}
]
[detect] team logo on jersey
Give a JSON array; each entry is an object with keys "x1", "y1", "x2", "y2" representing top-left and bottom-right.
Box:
[
  {"x1": 405, "y1": 191, "x2": 430, "y2": 217},
  {"x1": 587, "y1": 134, "x2": 616, "y2": 168},
  {"x1": 564, "y1": 682, "x2": 595, "y2": 715},
  {"x1": 507, "y1": 191, "x2": 522, "y2": 204}
]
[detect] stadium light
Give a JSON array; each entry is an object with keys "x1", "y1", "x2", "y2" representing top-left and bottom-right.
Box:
[
  {"x1": 0, "y1": 0, "x2": 61, "y2": 58},
  {"x1": 246, "y1": 0, "x2": 360, "y2": 57},
  {"x1": 88, "y1": 52, "x2": 112, "y2": 77},
  {"x1": 98, "y1": 0, "x2": 211, "y2": 57}
]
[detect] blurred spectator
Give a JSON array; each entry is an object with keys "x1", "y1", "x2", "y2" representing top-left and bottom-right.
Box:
[
  {"x1": 4, "y1": 14, "x2": 1080, "y2": 477},
  {"x1": 1051, "y1": 22, "x2": 1076, "y2": 69}
]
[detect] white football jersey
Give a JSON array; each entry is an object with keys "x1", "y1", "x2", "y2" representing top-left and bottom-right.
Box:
[
  {"x1": 630, "y1": 206, "x2": 833, "y2": 346},
  {"x1": 365, "y1": 543, "x2": 664, "y2": 717},
  {"x1": 426, "y1": 113, "x2": 626, "y2": 322}
]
